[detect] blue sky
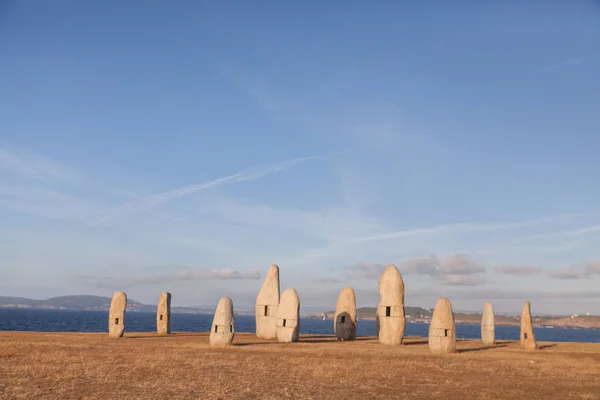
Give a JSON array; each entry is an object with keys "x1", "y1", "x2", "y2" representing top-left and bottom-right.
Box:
[{"x1": 1, "y1": 1, "x2": 600, "y2": 314}]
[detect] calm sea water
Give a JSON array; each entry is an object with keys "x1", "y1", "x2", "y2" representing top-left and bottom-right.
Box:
[{"x1": 1, "y1": 309, "x2": 599, "y2": 343}]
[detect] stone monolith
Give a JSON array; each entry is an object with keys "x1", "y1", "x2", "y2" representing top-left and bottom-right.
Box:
[
  {"x1": 428, "y1": 297, "x2": 456, "y2": 354},
  {"x1": 108, "y1": 291, "x2": 127, "y2": 338},
  {"x1": 276, "y1": 288, "x2": 300, "y2": 343},
  {"x1": 156, "y1": 292, "x2": 171, "y2": 335},
  {"x1": 481, "y1": 302, "x2": 495, "y2": 345},
  {"x1": 520, "y1": 300, "x2": 537, "y2": 351},
  {"x1": 209, "y1": 297, "x2": 235, "y2": 347},
  {"x1": 334, "y1": 287, "x2": 357, "y2": 341},
  {"x1": 255, "y1": 264, "x2": 280, "y2": 339},
  {"x1": 376, "y1": 264, "x2": 406, "y2": 345}
]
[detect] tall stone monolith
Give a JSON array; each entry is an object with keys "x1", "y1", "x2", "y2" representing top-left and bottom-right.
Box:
[
  {"x1": 481, "y1": 302, "x2": 495, "y2": 345},
  {"x1": 376, "y1": 264, "x2": 406, "y2": 345},
  {"x1": 428, "y1": 297, "x2": 456, "y2": 354},
  {"x1": 334, "y1": 287, "x2": 357, "y2": 341},
  {"x1": 255, "y1": 264, "x2": 280, "y2": 339},
  {"x1": 520, "y1": 300, "x2": 537, "y2": 351},
  {"x1": 209, "y1": 297, "x2": 235, "y2": 347},
  {"x1": 108, "y1": 291, "x2": 127, "y2": 338},
  {"x1": 276, "y1": 288, "x2": 300, "y2": 343},
  {"x1": 156, "y1": 292, "x2": 171, "y2": 335}
]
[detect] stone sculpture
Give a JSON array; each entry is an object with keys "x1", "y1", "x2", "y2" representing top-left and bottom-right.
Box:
[
  {"x1": 334, "y1": 287, "x2": 357, "y2": 341},
  {"x1": 428, "y1": 297, "x2": 456, "y2": 354},
  {"x1": 276, "y1": 288, "x2": 300, "y2": 343},
  {"x1": 481, "y1": 302, "x2": 495, "y2": 345},
  {"x1": 108, "y1": 291, "x2": 127, "y2": 338},
  {"x1": 156, "y1": 292, "x2": 171, "y2": 335},
  {"x1": 209, "y1": 297, "x2": 235, "y2": 347},
  {"x1": 376, "y1": 264, "x2": 406, "y2": 345},
  {"x1": 255, "y1": 264, "x2": 280, "y2": 339},
  {"x1": 520, "y1": 300, "x2": 537, "y2": 351}
]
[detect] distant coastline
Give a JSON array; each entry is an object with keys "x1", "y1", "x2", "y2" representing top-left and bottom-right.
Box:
[
  {"x1": 305, "y1": 307, "x2": 600, "y2": 329},
  {"x1": 2, "y1": 295, "x2": 598, "y2": 329}
]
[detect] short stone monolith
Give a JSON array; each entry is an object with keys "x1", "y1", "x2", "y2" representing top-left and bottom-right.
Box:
[
  {"x1": 481, "y1": 302, "x2": 495, "y2": 345},
  {"x1": 209, "y1": 297, "x2": 235, "y2": 347},
  {"x1": 156, "y1": 292, "x2": 171, "y2": 335},
  {"x1": 276, "y1": 288, "x2": 300, "y2": 343},
  {"x1": 108, "y1": 291, "x2": 127, "y2": 338},
  {"x1": 334, "y1": 287, "x2": 357, "y2": 341},
  {"x1": 376, "y1": 264, "x2": 406, "y2": 345},
  {"x1": 255, "y1": 264, "x2": 280, "y2": 339},
  {"x1": 428, "y1": 297, "x2": 456, "y2": 354},
  {"x1": 520, "y1": 300, "x2": 537, "y2": 351}
]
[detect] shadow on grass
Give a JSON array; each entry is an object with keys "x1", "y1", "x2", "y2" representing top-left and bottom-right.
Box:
[
  {"x1": 458, "y1": 344, "x2": 507, "y2": 353},
  {"x1": 234, "y1": 341, "x2": 279, "y2": 347},
  {"x1": 126, "y1": 332, "x2": 209, "y2": 339},
  {"x1": 403, "y1": 340, "x2": 428, "y2": 346},
  {"x1": 538, "y1": 344, "x2": 557, "y2": 350}
]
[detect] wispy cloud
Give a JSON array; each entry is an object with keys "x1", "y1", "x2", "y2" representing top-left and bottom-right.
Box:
[
  {"x1": 547, "y1": 262, "x2": 600, "y2": 280},
  {"x1": 334, "y1": 253, "x2": 488, "y2": 286},
  {"x1": 527, "y1": 225, "x2": 600, "y2": 240},
  {"x1": 343, "y1": 214, "x2": 582, "y2": 245},
  {"x1": 80, "y1": 268, "x2": 261, "y2": 289},
  {"x1": 494, "y1": 265, "x2": 544, "y2": 277},
  {"x1": 543, "y1": 56, "x2": 589, "y2": 72},
  {"x1": 0, "y1": 147, "x2": 81, "y2": 184},
  {"x1": 92, "y1": 154, "x2": 328, "y2": 225}
]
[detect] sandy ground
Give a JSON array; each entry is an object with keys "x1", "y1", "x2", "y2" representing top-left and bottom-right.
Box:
[{"x1": 0, "y1": 331, "x2": 599, "y2": 399}]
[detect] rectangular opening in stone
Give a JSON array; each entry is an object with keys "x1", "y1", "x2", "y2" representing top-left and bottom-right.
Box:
[
  {"x1": 386, "y1": 306, "x2": 391, "y2": 317},
  {"x1": 524, "y1": 333, "x2": 528, "y2": 339},
  {"x1": 341, "y1": 316, "x2": 346, "y2": 323},
  {"x1": 115, "y1": 318, "x2": 119, "y2": 325},
  {"x1": 230, "y1": 325, "x2": 233, "y2": 332},
  {"x1": 283, "y1": 319, "x2": 287, "y2": 327},
  {"x1": 160, "y1": 314, "x2": 163, "y2": 321},
  {"x1": 214, "y1": 325, "x2": 218, "y2": 333},
  {"x1": 444, "y1": 329, "x2": 448, "y2": 337},
  {"x1": 264, "y1": 305, "x2": 268, "y2": 316}
]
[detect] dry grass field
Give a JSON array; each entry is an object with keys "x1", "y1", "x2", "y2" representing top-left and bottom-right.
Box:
[{"x1": 1, "y1": 331, "x2": 599, "y2": 399}]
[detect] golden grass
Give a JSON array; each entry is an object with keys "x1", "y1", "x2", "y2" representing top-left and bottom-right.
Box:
[{"x1": 1, "y1": 332, "x2": 599, "y2": 399}]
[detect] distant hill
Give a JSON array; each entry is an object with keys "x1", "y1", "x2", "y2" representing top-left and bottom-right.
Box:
[
  {"x1": 0, "y1": 295, "x2": 212, "y2": 314},
  {"x1": 315, "y1": 306, "x2": 432, "y2": 320}
]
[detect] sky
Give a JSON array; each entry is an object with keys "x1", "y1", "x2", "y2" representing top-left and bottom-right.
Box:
[{"x1": 1, "y1": 1, "x2": 600, "y2": 315}]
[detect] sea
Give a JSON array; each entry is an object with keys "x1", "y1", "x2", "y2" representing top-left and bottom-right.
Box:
[{"x1": 1, "y1": 308, "x2": 599, "y2": 343}]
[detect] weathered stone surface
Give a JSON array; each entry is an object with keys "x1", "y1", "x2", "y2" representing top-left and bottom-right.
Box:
[
  {"x1": 481, "y1": 302, "x2": 495, "y2": 345},
  {"x1": 334, "y1": 287, "x2": 357, "y2": 341},
  {"x1": 276, "y1": 288, "x2": 300, "y2": 343},
  {"x1": 255, "y1": 264, "x2": 280, "y2": 339},
  {"x1": 108, "y1": 291, "x2": 127, "y2": 338},
  {"x1": 156, "y1": 292, "x2": 171, "y2": 335},
  {"x1": 429, "y1": 297, "x2": 456, "y2": 354},
  {"x1": 209, "y1": 297, "x2": 235, "y2": 347},
  {"x1": 520, "y1": 300, "x2": 537, "y2": 351},
  {"x1": 376, "y1": 264, "x2": 406, "y2": 345}
]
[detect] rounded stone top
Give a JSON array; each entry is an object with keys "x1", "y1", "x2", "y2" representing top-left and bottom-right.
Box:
[
  {"x1": 430, "y1": 297, "x2": 454, "y2": 328},
  {"x1": 217, "y1": 296, "x2": 233, "y2": 308},
  {"x1": 112, "y1": 291, "x2": 127, "y2": 301},
  {"x1": 280, "y1": 288, "x2": 299, "y2": 304},
  {"x1": 378, "y1": 264, "x2": 405, "y2": 296},
  {"x1": 483, "y1": 302, "x2": 494, "y2": 314},
  {"x1": 336, "y1": 287, "x2": 356, "y2": 309}
]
